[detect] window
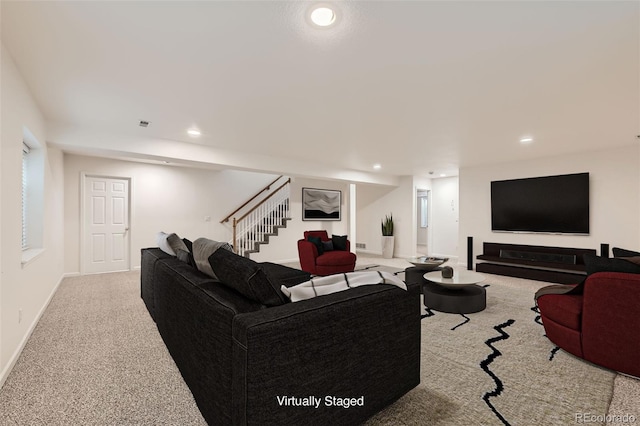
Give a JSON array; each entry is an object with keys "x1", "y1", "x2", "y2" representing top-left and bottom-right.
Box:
[
  {"x1": 419, "y1": 194, "x2": 429, "y2": 228},
  {"x1": 22, "y1": 142, "x2": 30, "y2": 250},
  {"x1": 21, "y1": 127, "x2": 44, "y2": 265}
]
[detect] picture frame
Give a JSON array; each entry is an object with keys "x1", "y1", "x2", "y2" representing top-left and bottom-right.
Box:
[{"x1": 302, "y1": 188, "x2": 341, "y2": 221}]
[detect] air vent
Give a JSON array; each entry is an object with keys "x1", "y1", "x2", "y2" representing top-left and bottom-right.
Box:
[
  {"x1": 356, "y1": 243, "x2": 366, "y2": 249},
  {"x1": 139, "y1": 120, "x2": 150, "y2": 127}
]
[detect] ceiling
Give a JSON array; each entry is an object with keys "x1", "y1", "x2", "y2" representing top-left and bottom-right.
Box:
[{"x1": 2, "y1": 1, "x2": 638, "y2": 183}]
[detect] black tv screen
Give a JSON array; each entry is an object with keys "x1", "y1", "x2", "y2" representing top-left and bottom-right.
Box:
[{"x1": 491, "y1": 173, "x2": 589, "y2": 234}]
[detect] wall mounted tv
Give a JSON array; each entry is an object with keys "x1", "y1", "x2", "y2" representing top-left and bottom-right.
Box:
[{"x1": 491, "y1": 172, "x2": 590, "y2": 234}]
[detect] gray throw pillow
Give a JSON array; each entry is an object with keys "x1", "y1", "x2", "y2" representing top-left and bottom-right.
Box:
[
  {"x1": 167, "y1": 233, "x2": 189, "y2": 254},
  {"x1": 193, "y1": 237, "x2": 233, "y2": 280}
]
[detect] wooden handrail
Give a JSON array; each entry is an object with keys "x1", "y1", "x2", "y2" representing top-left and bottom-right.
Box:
[
  {"x1": 220, "y1": 175, "x2": 283, "y2": 223},
  {"x1": 236, "y1": 179, "x2": 291, "y2": 223}
]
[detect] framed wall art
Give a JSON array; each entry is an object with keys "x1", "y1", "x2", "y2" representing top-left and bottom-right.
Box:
[{"x1": 302, "y1": 188, "x2": 341, "y2": 221}]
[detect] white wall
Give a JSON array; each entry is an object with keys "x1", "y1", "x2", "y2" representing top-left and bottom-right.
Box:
[
  {"x1": 356, "y1": 176, "x2": 417, "y2": 259},
  {"x1": 459, "y1": 145, "x2": 640, "y2": 268},
  {"x1": 63, "y1": 154, "x2": 278, "y2": 273},
  {"x1": 431, "y1": 176, "x2": 459, "y2": 260},
  {"x1": 1, "y1": 44, "x2": 65, "y2": 385},
  {"x1": 250, "y1": 177, "x2": 350, "y2": 263}
]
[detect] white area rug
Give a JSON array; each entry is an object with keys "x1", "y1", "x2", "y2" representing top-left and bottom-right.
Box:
[{"x1": 365, "y1": 271, "x2": 620, "y2": 426}]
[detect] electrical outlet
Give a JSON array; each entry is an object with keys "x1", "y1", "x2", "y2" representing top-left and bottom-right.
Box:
[
  {"x1": 18, "y1": 309, "x2": 22, "y2": 324},
  {"x1": 204, "y1": 216, "x2": 211, "y2": 222}
]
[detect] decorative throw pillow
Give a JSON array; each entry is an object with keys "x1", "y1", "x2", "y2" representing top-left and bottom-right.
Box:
[
  {"x1": 332, "y1": 234, "x2": 348, "y2": 251},
  {"x1": 156, "y1": 231, "x2": 176, "y2": 256},
  {"x1": 322, "y1": 240, "x2": 334, "y2": 252},
  {"x1": 307, "y1": 236, "x2": 324, "y2": 255},
  {"x1": 208, "y1": 248, "x2": 288, "y2": 306},
  {"x1": 180, "y1": 238, "x2": 197, "y2": 267},
  {"x1": 612, "y1": 247, "x2": 640, "y2": 258},
  {"x1": 193, "y1": 238, "x2": 233, "y2": 280},
  {"x1": 583, "y1": 254, "x2": 640, "y2": 275},
  {"x1": 182, "y1": 238, "x2": 193, "y2": 253},
  {"x1": 176, "y1": 249, "x2": 192, "y2": 265},
  {"x1": 167, "y1": 233, "x2": 189, "y2": 254},
  {"x1": 623, "y1": 256, "x2": 640, "y2": 266}
]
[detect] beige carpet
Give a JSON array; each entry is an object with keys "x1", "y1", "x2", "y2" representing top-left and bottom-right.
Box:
[
  {"x1": 0, "y1": 267, "x2": 638, "y2": 425},
  {"x1": 0, "y1": 271, "x2": 207, "y2": 425}
]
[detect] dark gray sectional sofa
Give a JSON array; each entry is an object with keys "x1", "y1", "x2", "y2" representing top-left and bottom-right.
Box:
[{"x1": 141, "y1": 247, "x2": 421, "y2": 425}]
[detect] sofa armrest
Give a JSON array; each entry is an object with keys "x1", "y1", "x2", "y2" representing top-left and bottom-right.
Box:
[
  {"x1": 140, "y1": 247, "x2": 173, "y2": 321},
  {"x1": 231, "y1": 284, "x2": 420, "y2": 425},
  {"x1": 297, "y1": 239, "x2": 319, "y2": 272},
  {"x1": 581, "y1": 272, "x2": 640, "y2": 376},
  {"x1": 152, "y1": 258, "x2": 264, "y2": 424}
]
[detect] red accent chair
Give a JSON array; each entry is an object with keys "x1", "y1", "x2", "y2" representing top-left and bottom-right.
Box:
[
  {"x1": 537, "y1": 272, "x2": 640, "y2": 378},
  {"x1": 297, "y1": 231, "x2": 357, "y2": 276}
]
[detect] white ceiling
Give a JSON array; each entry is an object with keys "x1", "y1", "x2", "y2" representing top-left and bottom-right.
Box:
[{"x1": 2, "y1": 1, "x2": 639, "y2": 183}]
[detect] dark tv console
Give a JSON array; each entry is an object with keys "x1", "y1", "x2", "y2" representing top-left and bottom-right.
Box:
[{"x1": 476, "y1": 242, "x2": 596, "y2": 284}]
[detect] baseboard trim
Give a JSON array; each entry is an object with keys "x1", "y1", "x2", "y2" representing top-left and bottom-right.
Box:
[
  {"x1": 0, "y1": 273, "x2": 64, "y2": 389},
  {"x1": 63, "y1": 272, "x2": 80, "y2": 278}
]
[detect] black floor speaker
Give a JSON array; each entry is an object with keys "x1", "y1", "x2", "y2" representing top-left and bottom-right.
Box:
[
  {"x1": 467, "y1": 237, "x2": 473, "y2": 270},
  {"x1": 600, "y1": 243, "x2": 609, "y2": 258}
]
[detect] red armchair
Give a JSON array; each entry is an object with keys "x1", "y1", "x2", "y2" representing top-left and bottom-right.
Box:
[
  {"x1": 297, "y1": 231, "x2": 357, "y2": 276},
  {"x1": 537, "y1": 272, "x2": 640, "y2": 378}
]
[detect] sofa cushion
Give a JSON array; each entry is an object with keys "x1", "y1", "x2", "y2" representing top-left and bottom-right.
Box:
[
  {"x1": 316, "y1": 250, "x2": 357, "y2": 266},
  {"x1": 209, "y1": 248, "x2": 288, "y2": 306},
  {"x1": 537, "y1": 294, "x2": 583, "y2": 330},
  {"x1": 332, "y1": 234, "x2": 348, "y2": 251},
  {"x1": 322, "y1": 240, "x2": 334, "y2": 252},
  {"x1": 307, "y1": 236, "x2": 324, "y2": 255},
  {"x1": 612, "y1": 247, "x2": 640, "y2": 258},
  {"x1": 193, "y1": 238, "x2": 233, "y2": 280},
  {"x1": 261, "y1": 262, "x2": 311, "y2": 288},
  {"x1": 583, "y1": 254, "x2": 640, "y2": 275}
]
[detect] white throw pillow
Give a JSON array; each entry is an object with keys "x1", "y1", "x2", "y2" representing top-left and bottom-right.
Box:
[{"x1": 156, "y1": 231, "x2": 176, "y2": 256}]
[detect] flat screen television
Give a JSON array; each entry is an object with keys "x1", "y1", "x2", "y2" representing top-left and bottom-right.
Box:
[{"x1": 491, "y1": 172, "x2": 589, "y2": 234}]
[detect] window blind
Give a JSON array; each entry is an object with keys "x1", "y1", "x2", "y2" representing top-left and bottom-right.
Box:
[{"x1": 22, "y1": 143, "x2": 30, "y2": 250}]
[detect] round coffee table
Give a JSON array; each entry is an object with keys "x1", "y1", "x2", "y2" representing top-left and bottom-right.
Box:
[{"x1": 422, "y1": 270, "x2": 486, "y2": 314}]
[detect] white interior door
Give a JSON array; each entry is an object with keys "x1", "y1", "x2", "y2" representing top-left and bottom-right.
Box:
[{"x1": 83, "y1": 176, "x2": 130, "y2": 274}]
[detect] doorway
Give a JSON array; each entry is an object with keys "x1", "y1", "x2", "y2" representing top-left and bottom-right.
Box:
[
  {"x1": 82, "y1": 174, "x2": 131, "y2": 274},
  {"x1": 416, "y1": 189, "x2": 429, "y2": 256}
]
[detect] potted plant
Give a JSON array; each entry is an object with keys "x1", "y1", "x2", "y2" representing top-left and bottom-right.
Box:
[{"x1": 381, "y1": 214, "x2": 394, "y2": 259}]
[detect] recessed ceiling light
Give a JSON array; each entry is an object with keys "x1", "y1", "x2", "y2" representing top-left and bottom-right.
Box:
[
  {"x1": 187, "y1": 128, "x2": 201, "y2": 137},
  {"x1": 373, "y1": 164, "x2": 382, "y2": 170},
  {"x1": 310, "y1": 6, "x2": 336, "y2": 27},
  {"x1": 520, "y1": 137, "x2": 534, "y2": 144},
  {"x1": 440, "y1": 174, "x2": 446, "y2": 177}
]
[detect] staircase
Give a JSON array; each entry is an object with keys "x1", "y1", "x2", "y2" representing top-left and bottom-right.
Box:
[{"x1": 220, "y1": 176, "x2": 291, "y2": 258}]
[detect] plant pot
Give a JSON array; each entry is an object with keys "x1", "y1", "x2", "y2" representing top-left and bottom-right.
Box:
[{"x1": 381, "y1": 236, "x2": 395, "y2": 259}]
